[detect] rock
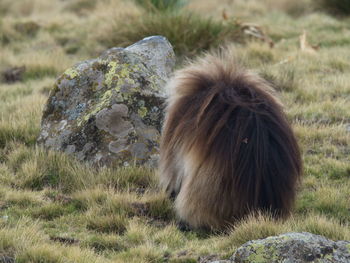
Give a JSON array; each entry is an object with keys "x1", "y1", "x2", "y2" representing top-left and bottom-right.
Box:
[
  {"x1": 38, "y1": 36, "x2": 175, "y2": 167},
  {"x1": 199, "y1": 255, "x2": 221, "y2": 263},
  {"x1": 0, "y1": 255, "x2": 15, "y2": 263},
  {"x1": 223, "y1": 232, "x2": 350, "y2": 263},
  {"x1": 1, "y1": 66, "x2": 26, "y2": 83}
]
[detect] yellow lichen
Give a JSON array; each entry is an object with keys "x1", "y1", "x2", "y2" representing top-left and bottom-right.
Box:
[
  {"x1": 138, "y1": 106, "x2": 148, "y2": 118},
  {"x1": 76, "y1": 60, "x2": 154, "y2": 127},
  {"x1": 324, "y1": 254, "x2": 334, "y2": 260},
  {"x1": 78, "y1": 90, "x2": 113, "y2": 126},
  {"x1": 64, "y1": 68, "x2": 79, "y2": 79},
  {"x1": 245, "y1": 243, "x2": 280, "y2": 262},
  {"x1": 105, "y1": 61, "x2": 118, "y2": 87},
  {"x1": 118, "y1": 65, "x2": 131, "y2": 78},
  {"x1": 105, "y1": 61, "x2": 138, "y2": 95}
]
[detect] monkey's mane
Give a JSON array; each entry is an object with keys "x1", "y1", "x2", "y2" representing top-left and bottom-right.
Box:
[{"x1": 160, "y1": 53, "x2": 302, "y2": 227}]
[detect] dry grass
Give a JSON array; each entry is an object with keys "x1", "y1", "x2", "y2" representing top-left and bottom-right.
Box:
[{"x1": 0, "y1": 0, "x2": 349, "y2": 262}]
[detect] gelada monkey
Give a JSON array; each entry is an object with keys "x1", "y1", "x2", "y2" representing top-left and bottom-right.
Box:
[{"x1": 158, "y1": 52, "x2": 302, "y2": 229}]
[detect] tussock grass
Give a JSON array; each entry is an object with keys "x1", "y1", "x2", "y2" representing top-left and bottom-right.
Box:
[
  {"x1": 3, "y1": 189, "x2": 44, "y2": 208},
  {"x1": 0, "y1": 20, "x2": 16, "y2": 45},
  {"x1": 64, "y1": 0, "x2": 97, "y2": 15},
  {"x1": 226, "y1": 212, "x2": 350, "y2": 248},
  {"x1": 23, "y1": 65, "x2": 58, "y2": 80},
  {"x1": 143, "y1": 193, "x2": 174, "y2": 221},
  {"x1": 30, "y1": 203, "x2": 78, "y2": 220},
  {"x1": 14, "y1": 21, "x2": 40, "y2": 37},
  {"x1": 314, "y1": 0, "x2": 350, "y2": 16},
  {"x1": 0, "y1": 1, "x2": 10, "y2": 15},
  {"x1": 0, "y1": 218, "x2": 106, "y2": 262},
  {"x1": 0, "y1": 0, "x2": 349, "y2": 261},
  {"x1": 296, "y1": 214, "x2": 350, "y2": 241},
  {"x1": 83, "y1": 234, "x2": 124, "y2": 252},
  {"x1": 260, "y1": 65, "x2": 300, "y2": 92},
  {"x1": 101, "y1": 12, "x2": 242, "y2": 58},
  {"x1": 86, "y1": 213, "x2": 128, "y2": 234},
  {"x1": 0, "y1": 92, "x2": 45, "y2": 148},
  {"x1": 1, "y1": 143, "x2": 157, "y2": 193},
  {"x1": 271, "y1": 0, "x2": 313, "y2": 17},
  {"x1": 297, "y1": 184, "x2": 350, "y2": 221},
  {"x1": 134, "y1": 0, "x2": 186, "y2": 12},
  {"x1": 227, "y1": 213, "x2": 287, "y2": 246}
]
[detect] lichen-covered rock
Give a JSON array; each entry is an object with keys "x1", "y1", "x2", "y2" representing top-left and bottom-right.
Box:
[
  {"x1": 38, "y1": 36, "x2": 175, "y2": 167},
  {"x1": 225, "y1": 232, "x2": 350, "y2": 263}
]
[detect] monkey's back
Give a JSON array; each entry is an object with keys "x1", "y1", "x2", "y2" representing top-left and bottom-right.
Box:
[{"x1": 159, "y1": 54, "x2": 302, "y2": 229}]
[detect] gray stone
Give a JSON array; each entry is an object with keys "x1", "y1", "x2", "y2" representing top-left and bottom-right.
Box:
[
  {"x1": 219, "y1": 232, "x2": 350, "y2": 263},
  {"x1": 38, "y1": 36, "x2": 175, "y2": 167}
]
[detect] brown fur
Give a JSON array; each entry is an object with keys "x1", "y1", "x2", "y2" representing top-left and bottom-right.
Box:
[{"x1": 158, "y1": 53, "x2": 302, "y2": 229}]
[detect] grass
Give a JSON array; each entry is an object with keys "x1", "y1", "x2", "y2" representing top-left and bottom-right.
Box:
[
  {"x1": 314, "y1": 0, "x2": 350, "y2": 16},
  {"x1": 0, "y1": 0, "x2": 349, "y2": 262},
  {"x1": 64, "y1": 0, "x2": 97, "y2": 15},
  {"x1": 134, "y1": 0, "x2": 187, "y2": 12},
  {"x1": 99, "y1": 12, "x2": 242, "y2": 59}
]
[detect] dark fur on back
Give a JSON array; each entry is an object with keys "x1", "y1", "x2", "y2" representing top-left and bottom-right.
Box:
[{"x1": 159, "y1": 53, "x2": 302, "y2": 229}]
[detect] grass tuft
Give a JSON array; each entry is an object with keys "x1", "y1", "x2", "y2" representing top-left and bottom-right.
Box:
[
  {"x1": 16, "y1": 245, "x2": 63, "y2": 263},
  {"x1": 227, "y1": 213, "x2": 287, "y2": 247},
  {"x1": 297, "y1": 184, "x2": 350, "y2": 221},
  {"x1": 313, "y1": 0, "x2": 350, "y2": 16},
  {"x1": 134, "y1": 0, "x2": 186, "y2": 12},
  {"x1": 64, "y1": 0, "x2": 97, "y2": 15},
  {"x1": 86, "y1": 214, "x2": 127, "y2": 235},
  {"x1": 101, "y1": 12, "x2": 242, "y2": 59},
  {"x1": 0, "y1": 126, "x2": 38, "y2": 148},
  {"x1": 4, "y1": 189, "x2": 44, "y2": 208},
  {"x1": 14, "y1": 21, "x2": 40, "y2": 37},
  {"x1": 260, "y1": 65, "x2": 299, "y2": 92},
  {"x1": 84, "y1": 234, "x2": 124, "y2": 252},
  {"x1": 296, "y1": 214, "x2": 350, "y2": 241},
  {"x1": 23, "y1": 65, "x2": 58, "y2": 81},
  {"x1": 30, "y1": 203, "x2": 77, "y2": 220},
  {"x1": 145, "y1": 193, "x2": 174, "y2": 221}
]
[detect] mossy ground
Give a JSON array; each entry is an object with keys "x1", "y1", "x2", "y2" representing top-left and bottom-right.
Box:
[{"x1": 0, "y1": 0, "x2": 349, "y2": 262}]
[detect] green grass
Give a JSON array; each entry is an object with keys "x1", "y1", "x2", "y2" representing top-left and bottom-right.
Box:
[{"x1": 0, "y1": 0, "x2": 349, "y2": 262}]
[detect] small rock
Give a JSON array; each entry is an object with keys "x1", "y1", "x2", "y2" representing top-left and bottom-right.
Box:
[
  {"x1": 1, "y1": 66, "x2": 26, "y2": 83},
  {"x1": 199, "y1": 254, "x2": 220, "y2": 263},
  {"x1": 0, "y1": 255, "x2": 15, "y2": 263},
  {"x1": 221, "y1": 232, "x2": 350, "y2": 263}
]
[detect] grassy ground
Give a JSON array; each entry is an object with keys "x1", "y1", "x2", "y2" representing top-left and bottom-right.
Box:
[{"x1": 0, "y1": 0, "x2": 349, "y2": 262}]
